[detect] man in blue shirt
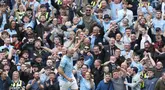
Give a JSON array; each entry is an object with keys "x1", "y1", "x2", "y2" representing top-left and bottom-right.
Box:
[
  {"x1": 96, "y1": 73, "x2": 114, "y2": 90},
  {"x1": 26, "y1": 72, "x2": 44, "y2": 90},
  {"x1": 0, "y1": 70, "x2": 12, "y2": 90},
  {"x1": 58, "y1": 48, "x2": 78, "y2": 90},
  {"x1": 152, "y1": 10, "x2": 165, "y2": 34},
  {"x1": 0, "y1": 38, "x2": 13, "y2": 52}
]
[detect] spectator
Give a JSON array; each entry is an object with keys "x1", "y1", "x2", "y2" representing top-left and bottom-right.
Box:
[
  {"x1": 0, "y1": 38, "x2": 13, "y2": 52},
  {"x1": 96, "y1": 73, "x2": 114, "y2": 90},
  {"x1": 155, "y1": 72, "x2": 165, "y2": 90},
  {"x1": 152, "y1": 10, "x2": 165, "y2": 33},
  {"x1": 1, "y1": 0, "x2": 165, "y2": 90},
  {"x1": 142, "y1": 68, "x2": 158, "y2": 90},
  {"x1": 0, "y1": 3, "x2": 9, "y2": 32},
  {"x1": 124, "y1": 67, "x2": 141, "y2": 90},
  {"x1": 0, "y1": 70, "x2": 12, "y2": 90},
  {"x1": 130, "y1": 55, "x2": 143, "y2": 72},
  {"x1": 121, "y1": 27, "x2": 131, "y2": 43},
  {"x1": 154, "y1": 61, "x2": 165, "y2": 78},
  {"x1": 110, "y1": 0, "x2": 123, "y2": 20},
  {"x1": 6, "y1": 20, "x2": 19, "y2": 37},
  {"x1": 26, "y1": 72, "x2": 44, "y2": 90},
  {"x1": 104, "y1": 38, "x2": 118, "y2": 62},
  {"x1": 118, "y1": 1, "x2": 133, "y2": 26},
  {"x1": 92, "y1": 45, "x2": 105, "y2": 62},
  {"x1": 103, "y1": 56, "x2": 118, "y2": 73},
  {"x1": 139, "y1": 27, "x2": 152, "y2": 49},
  {"x1": 9, "y1": 71, "x2": 25, "y2": 90},
  {"x1": 111, "y1": 69, "x2": 126, "y2": 90},
  {"x1": 83, "y1": 5, "x2": 95, "y2": 32},
  {"x1": 115, "y1": 33, "x2": 124, "y2": 50},
  {"x1": 114, "y1": 48, "x2": 125, "y2": 66},
  {"x1": 44, "y1": 72, "x2": 60, "y2": 90},
  {"x1": 91, "y1": 59, "x2": 104, "y2": 87},
  {"x1": 0, "y1": 31, "x2": 10, "y2": 46},
  {"x1": 79, "y1": 71, "x2": 95, "y2": 90},
  {"x1": 137, "y1": 0, "x2": 154, "y2": 17},
  {"x1": 120, "y1": 42, "x2": 133, "y2": 59},
  {"x1": 39, "y1": 66, "x2": 51, "y2": 83}
]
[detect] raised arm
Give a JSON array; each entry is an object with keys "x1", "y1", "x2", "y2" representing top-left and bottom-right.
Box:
[
  {"x1": 124, "y1": 78, "x2": 142, "y2": 88},
  {"x1": 148, "y1": 53, "x2": 156, "y2": 67},
  {"x1": 104, "y1": 29, "x2": 111, "y2": 42}
]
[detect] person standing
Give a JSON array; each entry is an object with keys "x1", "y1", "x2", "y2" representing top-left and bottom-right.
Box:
[
  {"x1": 9, "y1": 71, "x2": 25, "y2": 90},
  {"x1": 96, "y1": 73, "x2": 114, "y2": 90},
  {"x1": 79, "y1": 72, "x2": 95, "y2": 90},
  {"x1": 155, "y1": 72, "x2": 165, "y2": 90},
  {"x1": 58, "y1": 49, "x2": 78, "y2": 90},
  {"x1": 124, "y1": 67, "x2": 142, "y2": 90},
  {"x1": 142, "y1": 68, "x2": 158, "y2": 90},
  {"x1": 44, "y1": 72, "x2": 60, "y2": 90},
  {"x1": 0, "y1": 70, "x2": 12, "y2": 90},
  {"x1": 26, "y1": 72, "x2": 44, "y2": 90}
]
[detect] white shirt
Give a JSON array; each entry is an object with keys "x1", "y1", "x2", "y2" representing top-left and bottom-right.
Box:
[
  {"x1": 118, "y1": 9, "x2": 133, "y2": 26},
  {"x1": 121, "y1": 35, "x2": 131, "y2": 43},
  {"x1": 140, "y1": 34, "x2": 152, "y2": 49},
  {"x1": 161, "y1": 2, "x2": 165, "y2": 19}
]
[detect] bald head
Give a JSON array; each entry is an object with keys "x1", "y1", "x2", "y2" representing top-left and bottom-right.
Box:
[
  {"x1": 67, "y1": 48, "x2": 74, "y2": 57},
  {"x1": 156, "y1": 61, "x2": 163, "y2": 70}
]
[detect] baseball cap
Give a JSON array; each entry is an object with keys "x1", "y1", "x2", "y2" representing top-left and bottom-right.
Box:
[{"x1": 103, "y1": 14, "x2": 110, "y2": 19}]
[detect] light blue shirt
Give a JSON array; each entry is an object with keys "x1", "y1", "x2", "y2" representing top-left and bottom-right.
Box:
[
  {"x1": 90, "y1": 35, "x2": 96, "y2": 48},
  {"x1": 140, "y1": 6, "x2": 153, "y2": 17},
  {"x1": 6, "y1": 29, "x2": 17, "y2": 37},
  {"x1": 84, "y1": 54, "x2": 94, "y2": 67},
  {"x1": 23, "y1": 20, "x2": 35, "y2": 29},
  {"x1": 25, "y1": 1, "x2": 40, "y2": 12},
  {"x1": 0, "y1": 45, "x2": 13, "y2": 52},
  {"x1": 121, "y1": 50, "x2": 133, "y2": 59},
  {"x1": 119, "y1": 26, "x2": 126, "y2": 34},
  {"x1": 80, "y1": 75, "x2": 95, "y2": 90},
  {"x1": 130, "y1": 61, "x2": 143, "y2": 72},
  {"x1": 110, "y1": 2, "x2": 123, "y2": 20},
  {"x1": 40, "y1": 0, "x2": 51, "y2": 5},
  {"x1": 28, "y1": 79, "x2": 44, "y2": 90},
  {"x1": 93, "y1": 14, "x2": 123, "y2": 33},
  {"x1": 40, "y1": 73, "x2": 49, "y2": 83},
  {"x1": 59, "y1": 55, "x2": 74, "y2": 81},
  {"x1": 0, "y1": 14, "x2": 7, "y2": 32},
  {"x1": 152, "y1": 18, "x2": 165, "y2": 33}
]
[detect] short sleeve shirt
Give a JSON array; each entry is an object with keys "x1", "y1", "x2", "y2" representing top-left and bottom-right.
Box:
[
  {"x1": 28, "y1": 80, "x2": 43, "y2": 90},
  {"x1": 59, "y1": 55, "x2": 74, "y2": 81}
]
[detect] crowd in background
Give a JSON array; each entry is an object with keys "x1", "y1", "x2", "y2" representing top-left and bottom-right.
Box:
[{"x1": 0, "y1": 0, "x2": 165, "y2": 90}]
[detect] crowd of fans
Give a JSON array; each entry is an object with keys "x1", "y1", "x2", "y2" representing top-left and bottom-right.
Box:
[{"x1": 0, "y1": 0, "x2": 165, "y2": 90}]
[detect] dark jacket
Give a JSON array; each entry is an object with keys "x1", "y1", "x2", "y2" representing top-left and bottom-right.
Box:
[
  {"x1": 34, "y1": 24, "x2": 46, "y2": 39},
  {"x1": 155, "y1": 79, "x2": 165, "y2": 90},
  {"x1": 92, "y1": 66, "x2": 104, "y2": 87},
  {"x1": 0, "y1": 76, "x2": 12, "y2": 90},
  {"x1": 44, "y1": 79, "x2": 60, "y2": 90},
  {"x1": 92, "y1": 51, "x2": 105, "y2": 63},
  {"x1": 103, "y1": 45, "x2": 118, "y2": 62}
]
